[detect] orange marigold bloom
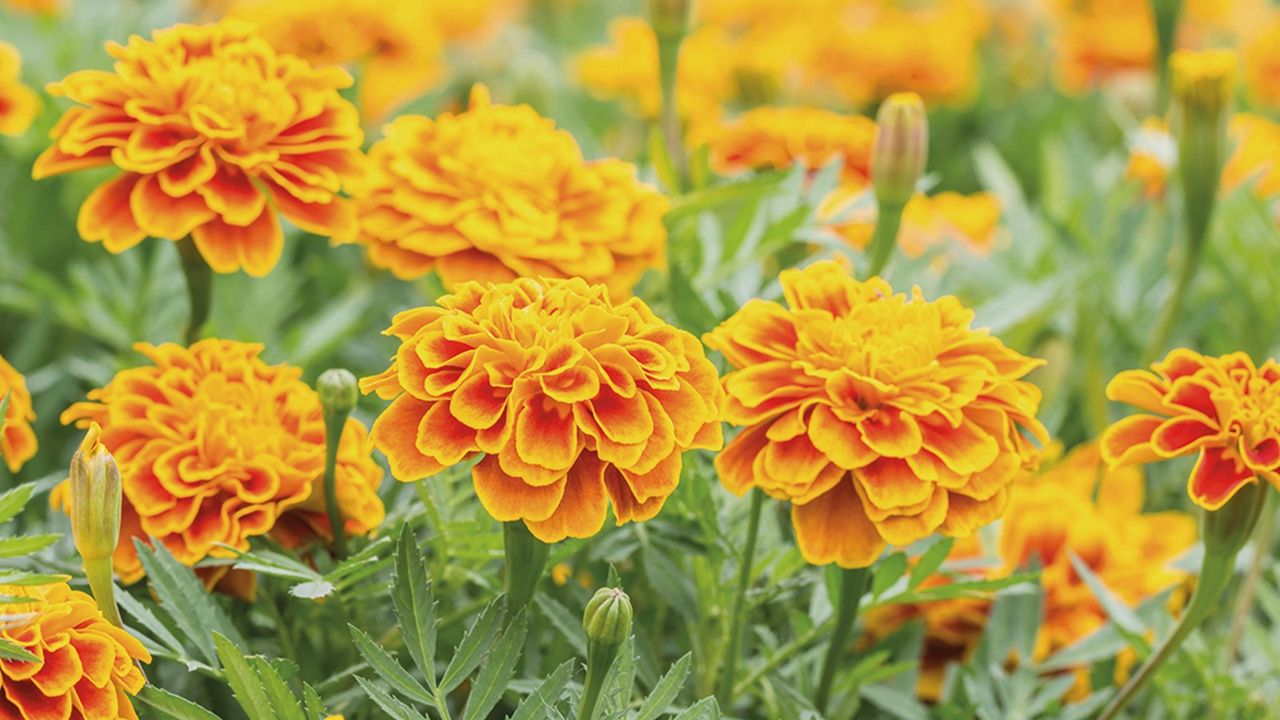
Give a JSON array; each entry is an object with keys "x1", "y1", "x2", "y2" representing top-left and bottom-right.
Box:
[
  {"x1": 0, "y1": 43, "x2": 38, "y2": 138},
  {"x1": 1051, "y1": 0, "x2": 1155, "y2": 93},
  {"x1": 1222, "y1": 113, "x2": 1280, "y2": 199},
  {"x1": 1102, "y1": 349, "x2": 1280, "y2": 510},
  {"x1": 1244, "y1": 16, "x2": 1280, "y2": 108},
  {"x1": 361, "y1": 276, "x2": 724, "y2": 542},
  {"x1": 822, "y1": 189, "x2": 1002, "y2": 260},
  {"x1": 0, "y1": 581, "x2": 151, "y2": 720},
  {"x1": 346, "y1": 85, "x2": 667, "y2": 300},
  {"x1": 705, "y1": 260, "x2": 1046, "y2": 569},
  {"x1": 0, "y1": 354, "x2": 37, "y2": 474},
  {"x1": 701, "y1": 106, "x2": 876, "y2": 184},
  {"x1": 59, "y1": 340, "x2": 384, "y2": 584},
  {"x1": 32, "y1": 20, "x2": 364, "y2": 277}
]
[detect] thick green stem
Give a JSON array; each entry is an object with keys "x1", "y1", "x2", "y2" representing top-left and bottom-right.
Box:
[
  {"x1": 814, "y1": 567, "x2": 870, "y2": 712},
  {"x1": 1143, "y1": 223, "x2": 1203, "y2": 365},
  {"x1": 85, "y1": 557, "x2": 122, "y2": 628},
  {"x1": 655, "y1": 32, "x2": 686, "y2": 190},
  {"x1": 503, "y1": 521, "x2": 550, "y2": 625},
  {"x1": 1150, "y1": 0, "x2": 1185, "y2": 106},
  {"x1": 577, "y1": 639, "x2": 621, "y2": 720},
  {"x1": 322, "y1": 409, "x2": 351, "y2": 559},
  {"x1": 866, "y1": 201, "x2": 905, "y2": 279},
  {"x1": 1227, "y1": 491, "x2": 1278, "y2": 661},
  {"x1": 176, "y1": 237, "x2": 212, "y2": 345},
  {"x1": 716, "y1": 489, "x2": 766, "y2": 707}
]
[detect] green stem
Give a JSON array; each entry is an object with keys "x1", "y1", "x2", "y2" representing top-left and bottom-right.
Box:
[
  {"x1": 502, "y1": 521, "x2": 550, "y2": 625},
  {"x1": 814, "y1": 567, "x2": 870, "y2": 712},
  {"x1": 577, "y1": 639, "x2": 621, "y2": 720},
  {"x1": 176, "y1": 237, "x2": 212, "y2": 345},
  {"x1": 655, "y1": 31, "x2": 686, "y2": 190},
  {"x1": 322, "y1": 409, "x2": 351, "y2": 559},
  {"x1": 735, "y1": 617, "x2": 833, "y2": 697},
  {"x1": 1150, "y1": 0, "x2": 1184, "y2": 107},
  {"x1": 85, "y1": 558, "x2": 122, "y2": 628},
  {"x1": 1142, "y1": 235, "x2": 1202, "y2": 365},
  {"x1": 716, "y1": 489, "x2": 766, "y2": 707},
  {"x1": 1227, "y1": 492, "x2": 1278, "y2": 661},
  {"x1": 866, "y1": 201, "x2": 905, "y2": 279}
]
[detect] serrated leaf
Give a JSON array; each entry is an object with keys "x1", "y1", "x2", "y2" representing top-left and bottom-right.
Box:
[
  {"x1": 0, "y1": 638, "x2": 38, "y2": 663},
  {"x1": 134, "y1": 540, "x2": 244, "y2": 666},
  {"x1": 671, "y1": 697, "x2": 720, "y2": 720},
  {"x1": 635, "y1": 652, "x2": 691, "y2": 720},
  {"x1": 0, "y1": 570, "x2": 68, "y2": 586},
  {"x1": 439, "y1": 595, "x2": 503, "y2": 695},
  {"x1": 463, "y1": 610, "x2": 528, "y2": 720},
  {"x1": 348, "y1": 624, "x2": 436, "y2": 706},
  {"x1": 860, "y1": 684, "x2": 929, "y2": 720},
  {"x1": 534, "y1": 594, "x2": 588, "y2": 657},
  {"x1": 213, "y1": 633, "x2": 277, "y2": 720},
  {"x1": 1067, "y1": 551, "x2": 1144, "y2": 636},
  {"x1": 0, "y1": 484, "x2": 34, "y2": 526},
  {"x1": 509, "y1": 659, "x2": 573, "y2": 720},
  {"x1": 392, "y1": 524, "x2": 438, "y2": 685},
  {"x1": 908, "y1": 538, "x2": 954, "y2": 591},
  {"x1": 0, "y1": 535, "x2": 59, "y2": 557},
  {"x1": 355, "y1": 676, "x2": 430, "y2": 720},
  {"x1": 136, "y1": 686, "x2": 222, "y2": 720},
  {"x1": 227, "y1": 547, "x2": 323, "y2": 584},
  {"x1": 249, "y1": 656, "x2": 306, "y2": 720},
  {"x1": 301, "y1": 684, "x2": 326, "y2": 719},
  {"x1": 116, "y1": 589, "x2": 188, "y2": 658},
  {"x1": 594, "y1": 635, "x2": 635, "y2": 719}
]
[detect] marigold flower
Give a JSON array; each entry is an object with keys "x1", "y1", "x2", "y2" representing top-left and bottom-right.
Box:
[
  {"x1": 361, "y1": 276, "x2": 724, "y2": 542},
  {"x1": 1244, "y1": 16, "x2": 1280, "y2": 108},
  {"x1": 1052, "y1": 0, "x2": 1156, "y2": 93},
  {"x1": 1126, "y1": 117, "x2": 1176, "y2": 199},
  {"x1": 701, "y1": 106, "x2": 875, "y2": 184},
  {"x1": 58, "y1": 340, "x2": 384, "y2": 585},
  {"x1": 1102, "y1": 349, "x2": 1280, "y2": 510},
  {"x1": 705, "y1": 260, "x2": 1046, "y2": 569},
  {"x1": 0, "y1": 43, "x2": 38, "y2": 138},
  {"x1": 346, "y1": 85, "x2": 667, "y2": 300},
  {"x1": 822, "y1": 189, "x2": 1002, "y2": 260},
  {"x1": 1171, "y1": 49, "x2": 1238, "y2": 114},
  {"x1": 32, "y1": 20, "x2": 364, "y2": 277},
  {"x1": 864, "y1": 443, "x2": 1195, "y2": 699},
  {"x1": 0, "y1": 354, "x2": 37, "y2": 474},
  {"x1": 0, "y1": 581, "x2": 151, "y2": 720},
  {"x1": 1221, "y1": 113, "x2": 1280, "y2": 199}
]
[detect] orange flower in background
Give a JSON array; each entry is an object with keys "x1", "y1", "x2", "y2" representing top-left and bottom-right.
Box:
[
  {"x1": 1051, "y1": 0, "x2": 1155, "y2": 93},
  {"x1": 705, "y1": 260, "x2": 1046, "y2": 569},
  {"x1": 346, "y1": 85, "x2": 668, "y2": 300},
  {"x1": 865, "y1": 443, "x2": 1195, "y2": 699},
  {"x1": 1126, "y1": 117, "x2": 1176, "y2": 199},
  {"x1": 361, "y1": 276, "x2": 724, "y2": 542},
  {"x1": 32, "y1": 20, "x2": 364, "y2": 277},
  {"x1": 822, "y1": 189, "x2": 1003, "y2": 260},
  {"x1": 1244, "y1": 17, "x2": 1280, "y2": 108},
  {"x1": 272, "y1": 419, "x2": 385, "y2": 549},
  {"x1": 0, "y1": 43, "x2": 38, "y2": 137},
  {"x1": 1, "y1": 0, "x2": 62, "y2": 14},
  {"x1": 0, "y1": 354, "x2": 37, "y2": 474},
  {"x1": 58, "y1": 340, "x2": 384, "y2": 585},
  {"x1": 0, "y1": 581, "x2": 150, "y2": 720},
  {"x1": 701, "y1": 106, "x2": 876, "y2": 183},
  {"x1": 1102, "y1": 349, "x2": 1280, "y2": 510},
  {"x1": 1222, "y1": 114, "x2": 1280, "y2": 199}
]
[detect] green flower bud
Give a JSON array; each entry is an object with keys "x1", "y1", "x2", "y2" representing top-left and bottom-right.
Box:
[
  {"x1": 1169, "y1": 49, "x2": 1235, "y2": 247},
  {"x1": 583, "y1": 587, "x2": 633, "y2": 646},
  {"x1": 69, "y1": 423, "x2": 121, "y2": 564},
  {"x1": 317, "y1": 368, "x2": 358, "y2": 416},
  {"x1": 871, "y1": 93, "x2": 929, "y2": 208},
  {"x1": 649, "y1": 0, "x2": 691, "y2": 39}
]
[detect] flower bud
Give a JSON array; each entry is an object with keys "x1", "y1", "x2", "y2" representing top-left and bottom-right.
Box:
[
  {"x1": 1169, "y1": 49, "x2": 1235, "y2": 247},
  {"x1": 871, "y1": 93, "x2": 928, "y2": 208},
  {"x1": 649, "y1": 0, "x2": 691, "y2": 39},
  {"x1": 69, "y1": 423, "x2": 121, "y2": 564},
  {"x1": 583, "y1": 587, "x2": 633, "y2": 646},
  {"x1": 317, "y1": 368, "x2": 358, "y2": 417}
]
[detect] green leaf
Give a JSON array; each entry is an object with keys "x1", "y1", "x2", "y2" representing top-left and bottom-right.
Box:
[
  {"x1": 212, "y1": 633, "x2": 277, "y2": 720},
  {"x1": 860, "y1": 684, "x2": 929, "y2": 720},
  {"x1": 594, "y1": 635, "x2": 636, "y2": 719},
  {"x1": 438, "y1": 595, "x2": 504, "y2": 695},
  {"x1": 116, "y1": 589, "x2": 188, "y2": 659},
  {"x1": 1067, "y1": 551, "x2": 1144, "y2": 636},
  {"x1": 136, "y1": 686, "x2": 222, "y2": 720},
  {"x1": 534, "y1": 594, "x2": 588, "y2": 658},
  {"x1": 0, "y1": 638, "x2": 38, "y2": 663},
  {"x1": 907, "y1": 538, "x2": 954, "y2": 591},
  {"x1": 509, "y1": 659, "x2": 573, "y2": 720},
  {"x1": 348, "y1": 624, "x2": 436, "y2": 706},
  {"x1": 635, "y1": 652, "x2": 691, "y2": 720},
  {"x1": 462, "y1": 609, "x2": 528, "y2": 720},
  {"x1": 871, "y1": 553, "x2": 908, "y2": 598},
  {"x1": 249, "y1": 656, "x2": 306, "y2": 720},
  {"x1": 0, "y1": 484, "x2": 35, "y2": 526},
  {"x1": 391, "y1": 524, "x2": 438, "y2": 684},
  {"x1": 301, "y1": 684, "x2": 326, "y2": 719},
  {"x1": 671, "y1": 697, "x2": 721, "y2": 720},
  {"x1": 226, "y1": 547, "x2": 323, "y2": 584},
  {"x1": 0, "y1": 535, "x2": 60, "y2": 557},
  {"x1": 355, "y1": 676, "x2": 430, "y2": 720},
  {"x1": 134, "y1": 540, "x2": 244, "y2": 667},
  {"x1": 0, "y1": 570, "x2": 68, "y2": 586}
]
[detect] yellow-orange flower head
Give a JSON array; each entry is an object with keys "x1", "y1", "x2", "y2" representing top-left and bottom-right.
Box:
[
  {"x1": 701, "y1": 106, "x2": 876, "y2": 184},
  {"x1": 0, "y1": 581, "x2": 151, "y2": 720},
  {"x1": 1102, "y1": 349, "x2": 1280, "y2": 511},
  {"x1": 704, "y1": 260, "x2": 1046, "y2": 568},
  {"x1": 0, "y1": 43, "x2": 39, "y2": 138},
  {"x1": 346, "y1": 85, "x2": 668, "y2": 300},
  {"x1": 32, "y1": 20, "x2": 364, "y2": 277},
  {"x1": 361, "y1": 276, "x2": 724, "y2": 542},
  {"x1": 0, "y1": 354, "x2": 37, "y2": 474},
  {"x1": 59, "y1": 340, "x2": 385, "y2": 584}
]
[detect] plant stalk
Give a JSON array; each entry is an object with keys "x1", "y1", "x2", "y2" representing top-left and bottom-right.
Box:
[
  {"x1": 814, "y1": 566, "x2": 870, "y2": 712},
  {"x1": 577, "y1": 639, "x2": 621, "y2": 720},
  {"x1": 176, "y1": 237, "x2": 212, "y2": 345},
  {"x1": 866, "y1": 201, "x2": 905, "y2": 279},
  {"x1": 85, "y1": 557, "x2": 122, "y2": 628},
  {"x1": 503, "y1": 521, "x2": 550, "y2": 625},
  {"x1": 655, "y1": 31, "x2": 686, "y2": 190},
  {"x1": 716, "y1": 489, "x2": 766, "y2": 707},
  {"x1": 322, "y1": 409, "x2": 351, "y2": 559}
]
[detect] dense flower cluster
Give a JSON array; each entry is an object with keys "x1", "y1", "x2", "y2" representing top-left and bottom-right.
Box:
[
  {"x1": 705, "y1": 260, "x2": 1046, "y2": 568},
  {"x1": 32, "y1": 20, "x2": 364, "y2": 276},
  {"x1": 0, "y1": 354, "x2": 36, "y2": 474},
  {"x1": 1103, "y1": 349, "x2": 1280, "y2": 510},
  {"x1": 361, "y1": 276, "x2": 724, "y2": 542},
  {"x1": 0, "y1": 43, "x2": 37, "y2": 138},
  {"x1": 0, "y1": 581, "x2": 151, "y2": 720},
  {"x1": 345, "y1": 86, "x2": 668, "y2": 299},
  {"x1": 864, "y1": 444, "x2": 1196, "y2": 699},
  {"x1": 59, "y1": 340, "x2": 384, "y2": 584}
]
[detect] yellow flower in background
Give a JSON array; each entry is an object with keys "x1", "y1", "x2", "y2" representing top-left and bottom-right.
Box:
[
  {"x1": 1244, "y1": 16, "x2": 1280, "y2": 108},
  {"x1": 705, "y1": 260, "x2": 1046, "y2": 569},
  {"x1": 865, "y1": 444, "x2": 1196, "y2": 700},
  {"x1": 0, "y1": 43, "x2": 38, "y2": 138},
  {"x1": 700, "y1": 106, "x2": 876, "y2": 184},
  {"x1": 1, "y1": 0, "x2": 62, "y2": 13},
  {"x1": 58, "y1": 340, "x2": 385, "y2": 588},
  {"x1": 0, "y1": 354, "x2": 36, "y2": 474},
  {"x1": 271, "y1": 419, "x2": 386, "y2": 550},
  {"x1": 1223, "y1": 114, "x2": 1280, "y2": 199},
  {"x1": 1051, "y1": 0, "x2": 1156, "y2": 93},
  {"x1": 32, "y1": 20, "x2": 364, "y2": 277},
  {"x1": 0, "y1": 582, "x2": 151, "y2": 720},
  {"x1": 361, "y1": 276, "x2": 724, "y2": 543},
  {"x1": 346, "y1": 85, "x2": 668, "y2": 300},
  {"x1": 428, "y1": 0, "x2": 525, "y2": 41},
  {"x1": 1126, "y1": 117, "x2": 1176, "y2": 199},
  {"x1": 822, "y1": 188, "x2": 1003, "y2": 260}
]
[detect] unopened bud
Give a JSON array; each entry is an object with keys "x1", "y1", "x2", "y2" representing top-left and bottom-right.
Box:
[
  {"x1": 1169, "y1": 49, "x2": 1235, "y2": 246},
  {"x1": 1170, "y1": 49, "x2": 1236, "y2": 117},
  {"x1": 69, "y1": 423, "x2": 121, "y2": 564},
  {"x1": 871, "y1": 93, "x2": 928, "y2": 208},
  {"x1": 583, "y1": 587, "x2": 633, "y2": 646},
  {"x1": 649, "y1": 0, "x2": 691, "y2": 39},
  {"x1": 317, "y1": 369, "x2": 358, "y2": 416}
]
